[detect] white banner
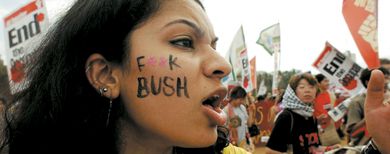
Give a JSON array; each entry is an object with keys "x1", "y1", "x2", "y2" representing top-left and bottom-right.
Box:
[
  {"x1": 312, "y1": 42, "x2": 364, "y2": 96},
  {"x1": 257, "y1": 80, "x2": 266, "y2": 96},
  {"x1": 272, "y1": 49, "x2": 280, "y2": 96},
  {"x1": 223, "y1": 26, "x2": 246, "y2": 88},
  {"x1": 3, "y1": 0, "x2": 49, "y2": 93}
]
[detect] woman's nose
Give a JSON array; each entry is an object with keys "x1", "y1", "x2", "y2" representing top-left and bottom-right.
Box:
[{"x1": 202, "y1": 51, "x2": 232, "y2": 79}]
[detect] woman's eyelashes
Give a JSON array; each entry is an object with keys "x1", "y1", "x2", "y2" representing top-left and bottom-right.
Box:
[{"x1": 169, "y1": 37, "x2": 194, "y2": 49}]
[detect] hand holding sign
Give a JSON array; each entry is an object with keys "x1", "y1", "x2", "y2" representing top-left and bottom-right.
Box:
[{"x1": 365, "y1": 70, "x2": 390, "y2": 154}]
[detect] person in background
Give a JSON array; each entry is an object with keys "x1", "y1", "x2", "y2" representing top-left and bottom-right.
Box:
[
  {"x1": 346, "y1": 67, "x2": 389, "y2": 146},
  {"x1": 313, "y1": 74, "x2": 343, "y2": 145},
  {"x1": 266, "y1": 73, "x2": 340, "y2": 154},
  {"x1": 313, "y1": 74, "x2": 336, "y2": 129},
  {"x1": 223, "y1": 86, "x2": 256, "y2": 152},
  {"x1": 380, "y1": 58, "x2": 390, "y2": 72},
  {"x1": 0, "y1": 0, "x2": 251, "y2": 154},
  {"x1": 265, "y1": 93, "x2": 272, "y2": 102},
  {"x1": 257, "y1": 95, "x2": 265, "y2": 103},
  {"x1": 363, "y1": 70, "x2": 390, "y2": 154},
  {"x1": 380, "y1": 58, "x2": 390, "y2": 100}
]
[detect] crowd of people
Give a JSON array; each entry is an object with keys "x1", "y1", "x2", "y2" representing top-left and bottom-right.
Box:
[{"x1": 0, "y1": 0, "x2": 389, "y2": 154}]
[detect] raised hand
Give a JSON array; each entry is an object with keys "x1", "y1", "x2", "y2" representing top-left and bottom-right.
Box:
[{"x1": 364, "y1": 70, "x2": 390, "y2": 154}]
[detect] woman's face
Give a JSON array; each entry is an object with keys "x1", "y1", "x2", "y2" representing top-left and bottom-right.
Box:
[
  {"x1": 118, "y1": 0, "x2": 231, "y2": 148},
  {"x1": 295, "y1": 79, "x2": 317, "y2": 104},
  {"x1": 231, "y1": 97, "x2": 245, "y2": 107}
]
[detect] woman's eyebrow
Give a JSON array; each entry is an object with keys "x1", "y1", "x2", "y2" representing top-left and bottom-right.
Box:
[{"x1": 162, "y1": 19, "x2": 204, "y2": 37}]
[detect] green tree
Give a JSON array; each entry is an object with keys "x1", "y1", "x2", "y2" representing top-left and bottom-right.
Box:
[
  {"x1": 255, "y1": 69, "x2": 302, "y2": 97},
  {"x1": 278, "y1": 69, "x2": 302, "y2": 90}
]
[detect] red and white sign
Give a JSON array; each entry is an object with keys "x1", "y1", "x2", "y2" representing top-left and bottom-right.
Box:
[
  {"x1": 240, "y1": 49, "x2": 253, "y2": 92},
  {"x1": 250, "y1": 56, "x2": 256, "y2": 90},
  {"x1": 3, "y1": 0, "x2": 49, "y2": 93},
  {"x1": 313, "y1": 42, "x2": 364, "y2": 96},
  {"x1": 342, "y1": 0, "x2": 380, "y2": 70}
]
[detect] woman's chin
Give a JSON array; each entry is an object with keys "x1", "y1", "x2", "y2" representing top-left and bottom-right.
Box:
[{"x1": 179, "y1": 130, "x2": 218, "y2": 148}]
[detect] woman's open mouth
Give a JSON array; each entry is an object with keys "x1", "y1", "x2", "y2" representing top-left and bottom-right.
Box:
[{"x1": 202, "y1": 94, "x2": 227, "y2": 126}]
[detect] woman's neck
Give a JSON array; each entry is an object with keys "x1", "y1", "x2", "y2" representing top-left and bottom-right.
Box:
[
  {"x1": 230, "y1": 102, "x2": 240, "y2": 108},
  {"x1": 117, "y1": 118, "x2": 174, "y2": 154}
]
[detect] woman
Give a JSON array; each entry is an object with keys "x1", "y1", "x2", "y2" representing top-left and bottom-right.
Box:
[
  {"x1": 0, "y1": 0, "x2": 250, "y2": 154},
  {"x1": 223, "y1": 86, "x2": 256, "y2": 152},
  {"x1": 265, "y1": 73, "x2": 339, "y2": 154}
]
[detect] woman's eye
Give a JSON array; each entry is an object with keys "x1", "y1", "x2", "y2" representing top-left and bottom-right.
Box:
[{"x1": 169, "y1": 38, "x2": 194, "y2": 49}]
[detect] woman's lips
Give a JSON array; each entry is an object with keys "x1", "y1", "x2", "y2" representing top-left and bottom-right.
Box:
[{"x1": 203, "y1": 105, "x2": 227, "y2": 126}]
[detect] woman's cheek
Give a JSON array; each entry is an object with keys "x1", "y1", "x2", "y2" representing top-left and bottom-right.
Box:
[{"x1": 134, "y1": 54, "x2": 190, "y2": 99}]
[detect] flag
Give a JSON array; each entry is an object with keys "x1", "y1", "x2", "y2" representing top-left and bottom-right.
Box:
[
  {"x1": 250, "y1": 56, "x2": 257, "y2": 90},
  {"x1": 256, "y1": 23, "x2": 280, "y2": 56},
  {"x1": 257, "y1": 80, "x2": 266, "y2": 97},
  {"x1": 240, "y1": 49, "x2": 253, "y2": 92},
  {"x1": 342, "y1": 0, "x2": 380, "y2": 70},
  {"x1": 223, "y1": 26, "x2": 246, "y2": 87}
]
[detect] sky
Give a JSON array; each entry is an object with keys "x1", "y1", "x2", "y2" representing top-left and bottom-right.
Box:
[{"x1": 1, "y1": 0, "x2": 390, "y2": 75}]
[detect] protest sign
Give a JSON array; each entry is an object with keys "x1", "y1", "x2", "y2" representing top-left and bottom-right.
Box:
[
  {"x1": 313, "y1": 42, "x2": 364, "y2": 96},
  {"x1": 240, "y1": 49, "x2": 253, "y2": 92},
  {"x1": 250, "y1": 56, "x2": 256, "y2": 91},
  {"x1": 3, "y1": 0, "x2": 49, "y2": 93}
]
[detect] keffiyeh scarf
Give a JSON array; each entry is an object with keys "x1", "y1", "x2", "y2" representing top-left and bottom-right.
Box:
[{"x1": 280, "y1": 84, "x2": 314, "y2": 119}]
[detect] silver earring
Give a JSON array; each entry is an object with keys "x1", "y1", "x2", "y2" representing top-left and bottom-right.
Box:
[
  {"x1": 103, "y1": 87, "x2": 108, "y2": 92},
  {"x1": 85, "y1": 66, "x2": 91, "y2": 73},
  {"x1": 106, "y1": 89, "x2": 113, "y2": 127},
  {"x1": 99, "y1": 87, "x2": 103, "y2": 97}
]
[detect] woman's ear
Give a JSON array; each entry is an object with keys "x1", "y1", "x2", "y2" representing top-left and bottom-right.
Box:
[{"x1": 85, "y1": 54, "x2": 120, "y2": 99}]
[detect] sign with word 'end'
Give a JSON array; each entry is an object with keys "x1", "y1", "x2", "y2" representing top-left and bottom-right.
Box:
[
  {"x1": 313, "y1": 42, "x2": 364, "y2": 96},
  {"x1": 3, "y1": 0, "x2": 49, "y2": 93}
]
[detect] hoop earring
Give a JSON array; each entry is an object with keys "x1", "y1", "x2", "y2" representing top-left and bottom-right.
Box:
[
  {"x1": 106, "y1": 89, "x2": 113, "y2": 127},
  {"x1": 99, "y1": 87, "x2": 103, "y2": 97},
  {"x1": 85, "y1": 66, "x2": 91, "y2": 73}
]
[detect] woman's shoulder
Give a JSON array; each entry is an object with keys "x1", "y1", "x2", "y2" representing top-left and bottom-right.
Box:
[
  {"x1": 277, "y1": 110, "x2": 294, "y2": 118},
  {"x1": 222, "y1": 143, "x2": 251, "y2": 154}
]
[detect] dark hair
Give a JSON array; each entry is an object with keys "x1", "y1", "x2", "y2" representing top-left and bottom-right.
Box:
[
  {"x1": 0, "y1": 97, "x2": 5, "y2": 104},
  {"x1": 229, "y1": 86, "x2": 247, "y2": 102},
  {"x1": 257, "y1": 95, "x2": 265, "y2": 102},
  {"x1": 289, "y1": 73, "x2": 320, "y2": 97},
  {"x1": 315, "y1": 74, "x2": 326, "y2": 83},
  {"x1": 380, "y1": 58, "x2": 390, "y2": 65},
  {"x1": 360, "y1": 67, "x2": 389, "y2": 88},
  {"x1": 277, "y1": 90, "x2": 285, "y2": 104},
  {"x1": 0, "y1": 0, "x2": 227, "y2": 154}
]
